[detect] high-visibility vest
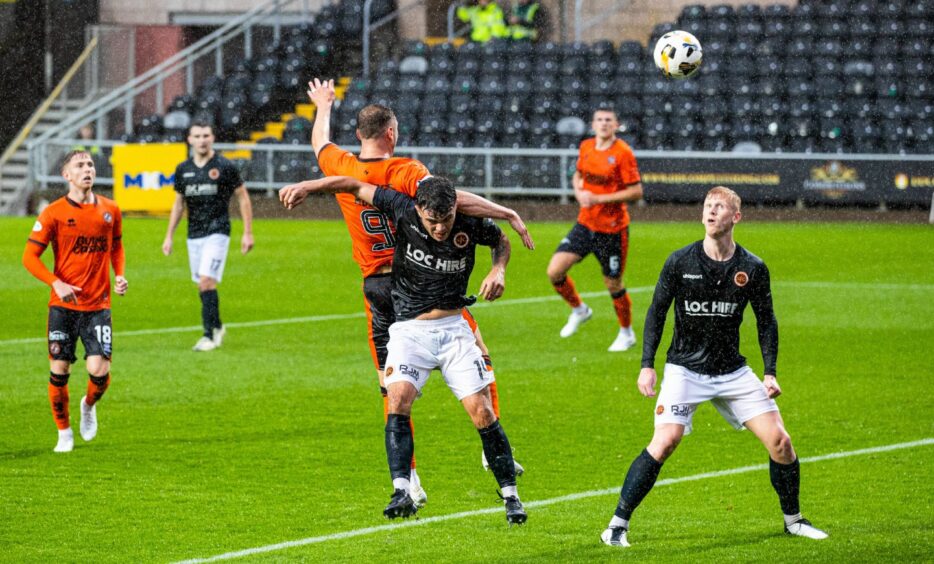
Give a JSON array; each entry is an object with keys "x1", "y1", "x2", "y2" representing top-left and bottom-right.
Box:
[
  {"x1": 509, "y1": 2, "x2": 540, "y2": 40},
  {"x1": 457, "y1": 3, "x2": 509, "y2": 42}
]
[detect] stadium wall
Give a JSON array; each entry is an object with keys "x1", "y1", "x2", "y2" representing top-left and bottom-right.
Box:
[{"x1": 99, "y1": 0, "x2": 331, "y2": 25}]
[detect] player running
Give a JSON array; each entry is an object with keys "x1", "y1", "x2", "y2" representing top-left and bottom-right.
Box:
[
  {"x1": 303, "y1": 78, "x2": 531, "y2": 505},
  {"x1": 600, "y1": 186, "x2": 828, "y2": 548},
  {"x1": 547, "y1": 108, "x2": 644, "y2": 351},
  {"x1": 162, "y1": 121, "x2": 254, "y2": 351},
  {"x1": 281, "y1": 175, "x2": 527, "y2": 525},
  {"x1": 23, "y1": 149, "x2": 128, "y2": 452}
]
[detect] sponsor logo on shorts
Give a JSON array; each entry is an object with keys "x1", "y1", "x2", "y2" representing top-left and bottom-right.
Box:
[
  {"x1": 385, "y1": 366, "x2": 394, "y2": 376},
  {"x1": 208, "y1": 168, "x2": 220, "y2": 180},
  {"x1": 49, "y1": 330, "x2": 68, "y2": 342},
  {"x1": 656, "y1": 405, "x2": 664, "y2": 415},
  {"x1": 103, "y1": 212, "x2": 113, "y2": 223},
  {"x1": 33, "y1": 220, "x2": 42, "y2": 231},
  {"x1": 734, "y1": 271, "x2": 749, "y2": 287},
  {"x1": 399, "y1": 364, "x2": 420, "y2": 381},
  {"x1": 670, "y1": 403, "x2": 696, "y2": 417},
  {"x1": 49, "y1": 342, "x2": 61, "y2": 355},
  {"x1": 453, "y1": 232, "x2": 469, "y2": 248}
]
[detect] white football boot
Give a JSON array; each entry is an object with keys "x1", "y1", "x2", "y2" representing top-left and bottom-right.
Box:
[
  {"x1": 601, "y1": 527, "x2": 631, "y2": 547},
  {"x1": 560, "y1": 305, "x2": 593, "y2": 338},
  {"x1": 409, "y1": 468, "x2": 428, "y2": 508},
  {"x1": 212, "y1": 325, "x2": 226, "y2": 347},
  {"x1": 54, "y1": 428, "x2": 74, "y2": 453},
  {"x1": 785, "y1": 518, "x2": 828, "y2": 539},
  {"x1": 193, "y1": 336, "x2": 217, "y2": 351},
  {"x1": 79, "y1": 396, "x2": 98, "y2": 441},
  {"x1": 608, "y1": 326, "x2": 637, "y2": 352}
]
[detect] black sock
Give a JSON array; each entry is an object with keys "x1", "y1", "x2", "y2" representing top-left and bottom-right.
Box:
[
  {"x1": 770, "y1": 457, "x2": 801, "y2": 515},
  {"x1": 199, "y1": 289, "x2": 220, "y2": 337},
  {"x1": 615, "y1": 449, "x2": 664, "y2": 520},
  {"x1": 385, "y1": 414, "x2": 413, "y2": 482},
  {"x1": 478, "y1": 420, "x2": 516, "y2": 488}
]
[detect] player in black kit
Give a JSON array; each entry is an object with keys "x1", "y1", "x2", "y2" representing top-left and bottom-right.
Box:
[
  {"x1": 162, "y1": 121, "x2": 254, "y2": 351},
  {"x1": 280, "y1": 175, "x2": 528, "y2": 526},
  {"x1": 601, "y1": 186, "x2": 827, "y2": 548}
]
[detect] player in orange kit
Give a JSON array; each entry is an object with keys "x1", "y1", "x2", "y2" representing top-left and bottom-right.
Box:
[
  {"x1": 301, "y1": 78, "x2": 532, "y2": 506},
  {"x1": 547, "y1": 108, "x2": 644, "y2": 352},
  {"x1": 23, "y1": 149, "x2": 128, "y2": 453}
]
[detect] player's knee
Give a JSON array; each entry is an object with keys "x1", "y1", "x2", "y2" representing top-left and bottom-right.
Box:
[
  {"x1": 649, "y1": 428, "x2": 682, "y2": 461},
  {"x1": 469, "y1": 404, "x2": 497, "y2": 429},
  {"x1": 605, "y1": 277, "x2": 624, "y2": 293},
  {"x1": 198, "y1": 277, "x2": 217, "y2": 292},
  {"x1": 772, "y1": 431, "x2": 794, "y2": 459},
  {"x1": 86, "y1": 357, "x2": 109, "y2": 377}
]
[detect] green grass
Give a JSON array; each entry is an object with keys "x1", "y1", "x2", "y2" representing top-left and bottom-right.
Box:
[{"x1": 0, "y1": 216, "x2": 932, "y2": 563}]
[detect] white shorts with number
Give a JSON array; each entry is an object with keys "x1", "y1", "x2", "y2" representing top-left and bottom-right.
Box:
[
  {"x1": 654, "y1": 363, "x2": 779, "y2": 435},
  {"x1": 187, "y1": 234, "x2": 230, "y2": 283},
  {"x1": 383, "y1": 315, "x2": 494, "y2": 401}
]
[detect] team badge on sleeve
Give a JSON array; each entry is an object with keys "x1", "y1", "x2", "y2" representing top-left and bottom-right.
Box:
[
  {"x1": 209, "y1": 168, "x2": 220, "y2": 180},
  {"x1": 103, "y1": 212, "x2": 113, "y2": 223}
]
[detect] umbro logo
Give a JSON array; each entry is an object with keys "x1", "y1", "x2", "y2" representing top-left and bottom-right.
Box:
[{"x1": 683, "y1": 273, "x2": 703, "y2": 279}]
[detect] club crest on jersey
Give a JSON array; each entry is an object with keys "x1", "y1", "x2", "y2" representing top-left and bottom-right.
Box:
[
  {"x1": 103, "y1": 212, "x2": 113, "y2": 223},
  {"x1": 385, "y1": 366, "x2": 394, "y2": 376},
  {"x1": 656, "y1": 405, "x2": 664, "y2": 415},
  {"x1": 608, "y1": 156, "x2": 616, "y2": 164},
  {"x1": 33, "y1": 220, "x2": 42, "y2": 231},
  {"x1": 453, "y1": 232, "x2": 469, "y2": 248},
  {"x1": 734, "y1": 271, "x2": 749, "y2": 287},
  {"x1": 208, "y1": 168, "x2": 220, "y2": 180}
]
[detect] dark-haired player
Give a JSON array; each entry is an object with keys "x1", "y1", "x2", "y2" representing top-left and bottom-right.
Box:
[
  {"x1": 600, "y1": 186, "x2": 827, "y2": 548},
  {"x1": 547, "y1": 108, "x2": 643, "y2": 351},
  {"x1": 304, "y1": 78, "x2": 531, "y2": 505},
  {"x1": 23, "y1": 150, "x2": 127, "y2": 452},
  {"x1": 162, "y1": 121, "x2": 254, "y2": 351},
  {"x1": 280, "y1": 175, "x2": 527, "y2": 525}
]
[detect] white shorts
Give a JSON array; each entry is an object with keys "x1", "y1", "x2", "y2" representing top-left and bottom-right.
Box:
[
  {"x1": 187, "y1": 234, "x2": 230, "y2": 283},
  {"x1": 383, "y1": 315, "x2": 494, "y2": 401},
  {"x1": 654, "y1": 363, "x2": 779, "y2": 435}
]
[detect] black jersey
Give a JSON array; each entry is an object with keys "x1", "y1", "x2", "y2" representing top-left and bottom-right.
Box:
[
  {"x1": 173, "y1": 153, "x2": 243, "y2": 239},
  {"x1": 371, "y1": 187, "x2": 503, "y2": 321},
  {"x1": 642, "y1": 241, "x2": 778, "y2": 376}
]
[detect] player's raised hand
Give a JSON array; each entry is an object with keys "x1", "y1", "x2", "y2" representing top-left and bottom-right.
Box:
[
  {"x1": 279, "y1": 182, "x2": 310, "y2": 209},
  {"x1": 307, "y1": 78, "x2": 335, "y2": 108},
  {"x1": 507, "y1": 212, "x2": 535, "y2": 250},
  {"x1": 478, "y1": 268, "x2": 505, "y2": 301},
  {"x1": 114, "y1": 276, "x2": 128, "y2": 296},
  {"x1": 52, "y1": 280, "x2": 82, "y2": 304},
  {"x1": 637, "y1": 367, "x2": 658, "y2": 397},
  {"x1": 241, "y1": 232, "x2": 254, "y2": 255},
  {"x1": 763, "y1": 374, "x2": 782, "y2": 398}
]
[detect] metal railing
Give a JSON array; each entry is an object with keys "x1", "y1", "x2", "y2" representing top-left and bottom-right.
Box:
[{"x1": 447, "y1": 1, "x2": 471, "y2": 42}]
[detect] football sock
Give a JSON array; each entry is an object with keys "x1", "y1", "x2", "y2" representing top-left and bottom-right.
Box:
[
  {"x1": 488, "y1": 382, "x2": 501, "y2": 420},
  {"x1": 609, "y1": 515, "x2": 629, "y2": 529},
  {"x1": 784, "y1": 512, "x2": 804, "y2": 527},
  {"x1": 385, "y1": 413, "x2": 413, "y2": 483},
  {"x1": 48, "y1": 372, "x2": 71, "y2": 430},
  {"x1": 769, "y1": 457, "x2": 801, "y2": 516},
  {"x1": 409, "y1": 417, "x2": 417, "y2": 469},
  {"x1": 615, "y1": 449, "x2": 664, "y2": 520},
  {"x1": 380, "y1": 386, "x2": 389, "y2": 420},
  {"x1": 199, "y1": 289, "x2": 220, "y2": 336},
  {"x1": 478, "y1": 420, "x2": 517, "y2": 488},
  {"x1": 86, "y1": 373, "x2": 110, "y2": 406},
  {"x1": 611, "y1": 288, "x2": 633, "y2": 328},
  {"x1": 501, "y1": 485, "x2": 518, "y2": 499},
  {"x1": 553, "y1": 276, "x2": 582, "y2": 308}
]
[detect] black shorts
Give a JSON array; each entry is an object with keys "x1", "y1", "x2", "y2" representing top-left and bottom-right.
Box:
[
  {"x1": 47, "y1": 306, "x2": 112, "y2": 363},
  {"x1": 556, "y1": 223, "x2": 629, "y2": 278},
  {"x1": 362, "y1": 274, "x2": 395, "y2": 370}
]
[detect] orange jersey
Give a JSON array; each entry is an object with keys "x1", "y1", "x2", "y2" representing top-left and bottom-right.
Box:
[
  {"x1": 317, "y1": 143, "x2": 430, "y2": 277},
  {"x1": 25, "y1": 195, "x2": 123, "y2": 311},
  {"x1": 576, "y1": 137, "x2": 641, "y2": 233}
]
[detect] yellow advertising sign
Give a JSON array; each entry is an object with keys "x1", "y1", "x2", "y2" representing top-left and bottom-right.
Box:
[{"x1": 112, "y1": 143, "x2": 187, "y2": 214}]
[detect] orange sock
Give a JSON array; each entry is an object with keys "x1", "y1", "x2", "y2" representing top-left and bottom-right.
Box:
[
  {"x1": 408, "y1": 418, "x2": 417, "y2": 469},
  {"x1": 488, "y1": 380, "x2": 501, "y2": 419},
  {"x1": 611, "y1": 289, "x2": 633, "y2": 328},
  {"x1": 86, "y1": 373, "x2": 110, "y2": 406},
  {"x1": 553, "y1": 276, "x2": 582, "y2": 308},
  {"x1": 48, "y1": 372, "x2": 70, "y2": 430}
]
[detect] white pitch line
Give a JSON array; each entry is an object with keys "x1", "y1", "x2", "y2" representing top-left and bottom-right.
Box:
[
  {"x1": 174, "y1": 437, "x2": 934, "y2": 564},
  {"x1": 3, "y1": 280, "x2": 932, "y2": 347}
]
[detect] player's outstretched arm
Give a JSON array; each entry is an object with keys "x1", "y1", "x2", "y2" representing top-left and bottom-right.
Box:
[
  {"x1": 478, "y1": 230, "x2": 511, "y2": 301},
  {"x1": 308, "y1": 78, "x2": 336, "y2": 156},
  {"x1": 279, "y1": 176, "x2": 377, "y2": 209},
  {"x1": 455, "y1": 190, "x2": 535, "y2": 250}
]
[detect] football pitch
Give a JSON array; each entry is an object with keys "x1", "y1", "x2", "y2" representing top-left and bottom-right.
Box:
[{"x1": 0, "y1": 215, "x2": 932, "y2": 562}]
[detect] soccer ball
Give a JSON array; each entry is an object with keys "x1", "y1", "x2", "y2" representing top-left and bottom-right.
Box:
[{"x1": 653, "y1": 31, "x2": 703, "y2": 79}]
